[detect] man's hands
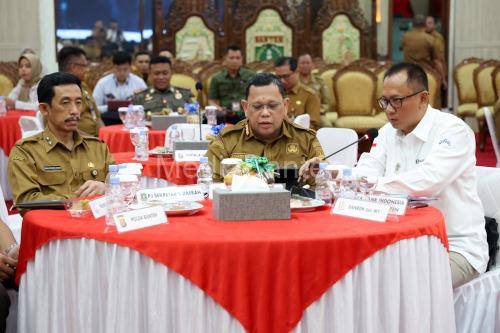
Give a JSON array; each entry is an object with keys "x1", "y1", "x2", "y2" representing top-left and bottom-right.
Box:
[
  {"x1": 299, "y1": 157, "x2": 322, "y2": 182},
  {"x1": 5, "y1": 98, "x2": 15, "y2": 109},
  {"x1": 0, "y1": 253, "x2": 17, "y2": 282},
  {"x1": 74, "y1": 180, "x2": 106, "y2": 198}
]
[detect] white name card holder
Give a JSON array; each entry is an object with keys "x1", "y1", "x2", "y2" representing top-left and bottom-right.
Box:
[
  {"x1": 174, "y1": 150, "x2": 207, "y2": 162},
  {"x1": 355, "y1": 194, "x2": 408, "y2": 216},
  {"x1": 331, "y1": 198, "x2": 390, "y2": 222},
  {"x1": 137, "y1": 185, "x2": 205, "y2": 204},
  {"x1": 114, "y1": 205, "x2": 167, "y2": 233},
  {"x1": 89, "y1": 196, "x2": 108, "y2": 219}
]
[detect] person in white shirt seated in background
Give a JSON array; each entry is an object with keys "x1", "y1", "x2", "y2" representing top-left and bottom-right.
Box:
[
  {"x1": 92, "y1": 51, "x2": 147, "y2": 113},
  {"x1": 6, "y1": 53, "x2": 43, "y2": 111},
  {"x1": 355, "y1": 62, "x2": 488, "y2": 288}
]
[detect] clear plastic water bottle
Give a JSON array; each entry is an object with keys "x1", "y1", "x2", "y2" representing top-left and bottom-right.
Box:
[
  {"x1": 0, "y1": 97, "x2": 6, "y2": 117},
  {"x1": 315, "y1": 162, "x2": 332, "y2": 205},
  {"x1": 197, "y1": 156, "x2": 213, "y2": 198},
  {"x1": 205, "y1": 106, "x2": 217, "y2": 126},
  {"x1": 167, "y1": 124, "x2": 181, "y2": 151},
  {"x1": 135, "y1": 127, "x2": 149, "y2": 161},
  {"x1": 105, "y1": 164, "x2": 119, "y2": 185},
  {"x1": 340, "y1": 168, "x2": 356, "y2": 199},
  {"x1": 105, "y1": 176, "x2": 125, "y2": 226},
  {"x1": 124, "y1": 104, "x2": 134, "y2": 129},
  {"x1": 136, "y1": 105, "x2": 145, "y2": 127}
]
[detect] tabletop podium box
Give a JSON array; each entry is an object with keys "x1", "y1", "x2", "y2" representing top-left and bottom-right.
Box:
[
  {"x1": 173, "y1": 140, "x2": 209, "y2": 150},
  {"x1": 212, "y1": 188, "x2": 291, "y2": 221},
  {"x1": 151, "y1": 115, "x2": 187, "y2": 130}
]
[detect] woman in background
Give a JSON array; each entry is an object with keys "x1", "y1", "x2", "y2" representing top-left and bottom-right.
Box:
[{"x1": 6, "y1": 53, "x2": 43, "y2": 110}]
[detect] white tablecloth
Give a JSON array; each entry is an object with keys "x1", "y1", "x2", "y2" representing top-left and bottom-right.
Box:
[
  {"x1": 0, "y1": 149, "x2": 12, "y2": 200},
  {"x1": 18, "y1": 235, "x2": 455, "y2": 332}
]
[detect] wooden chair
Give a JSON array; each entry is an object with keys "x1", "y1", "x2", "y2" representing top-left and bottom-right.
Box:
[
  {"x1": 198, "y1": 62, "x2": 225, "y2": 107},
  {"x1": 333, "y1": 64, "x2": 387, "y2": 135},
  {"x1": 492, "y1": 65, "x2": 500, "y2": 101},
  {"x1": 246, "y1": 60, "x2": 274, "y2": 73},
  {"x1": 420, "y1": 64, "x2": 442, "y2": 109},
  {"x1": 171, "y1": 62, "x2": 199, "y2": 101},
  {"x1": 318, "y1": 64, "x2": 342, "y2": 127},
  {"x1": 0, "y1": 61, "x2": 18, "y2": 96},
  {"x1": 453, "y1": 57, "x2": 482, "y2": 120}
]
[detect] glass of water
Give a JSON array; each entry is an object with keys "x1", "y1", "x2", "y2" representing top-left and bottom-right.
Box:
[{"x1": 357, "y1": 174, "x2": 378, "y2": 198}]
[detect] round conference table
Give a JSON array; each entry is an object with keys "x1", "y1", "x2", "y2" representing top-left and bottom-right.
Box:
[
  {"x1": 0, "y1": 110, "x2": 37, "y2": 200},
  {"x1": 99, "y1": 124, "x2": 166, "y2": 153},
  {"x1": 16, "y1": 203, "x2": 455, "y2": 333}
]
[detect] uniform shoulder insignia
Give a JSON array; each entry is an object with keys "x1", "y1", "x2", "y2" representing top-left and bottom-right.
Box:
[
  {"x1": 134, "y1": 87, "x2": 148, "y2": 95},
  {"x1": 172, "y1": 86, "x2": 191, "y2": 93},
  {"x1": 17, "y1": 132, "x2": 42, "y2": 145},
  {"x1": 219, "y1": 121, "x2": 245, "y2": 137},
  {"x1": 301, "y1": 85, "x2": 317, "y2": 96},
  {"x1": 290, "y1": 121, "x2": 316, "y2": 135}
]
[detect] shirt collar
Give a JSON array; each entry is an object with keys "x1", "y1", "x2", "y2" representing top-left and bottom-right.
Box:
[
  {"x1": 113, "y1": 74, "x2": 129, "y2": 86},
  {"x1": 290, "y1": 82, "x2": 301, "y2": 94},
  {"x1": 42, "y1": 127, "x2": 84, "y2": 153},
  {"x1": 223, "y1": 68, "x2": 242, "y2": 78},
  {"x1": 397, "y1": 104, "x2": 434, "y2": 142}
]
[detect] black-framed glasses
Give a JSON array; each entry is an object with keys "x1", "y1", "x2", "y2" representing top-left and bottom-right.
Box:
[
  {"x1": 248, "y1": 101, "x2": 283, "y2": 113},
  {"x1": 377, "y1": 90, "x2": 425, "y2": 110}
]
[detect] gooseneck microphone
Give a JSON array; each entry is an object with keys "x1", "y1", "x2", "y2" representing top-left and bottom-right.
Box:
[
  {"x1": 322, "y1": 128, "x2": 379, "y2": 161},
  {"x1": 196, "y1": 81, "x2": 203, "y2": 140}
]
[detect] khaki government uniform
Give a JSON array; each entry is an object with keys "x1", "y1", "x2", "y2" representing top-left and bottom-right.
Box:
[
  {"x1": 402, "y1": 30, "x2": 440, "y2": 72},
  {"x1": 286, "y1": 83, "x2": 321, "y2": 130},
  {"x1": 299, "y1": 74, "x2": 331, "y2": 115},
  {"x1": 208, "y1": 67, "x2": 255, "y2": 111},
  {"x1": 206, "y1": 118, "x2": 324, "y2": 181},
  {"x1": 132, "y1": 86, "x2": 194, "y2": 114},
  {"x1": 78, "y1": 82, "x2": 102, "y2": 137},
  {"x1": 8, "y1": 128, "x2": 114, "y2": 214},
  {"x1": 428, "y1": 30, "x2": 446, "y2": 64}
]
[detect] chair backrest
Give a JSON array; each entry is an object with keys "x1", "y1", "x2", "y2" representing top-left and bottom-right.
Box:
[
  {"x1": 483, "y1": 108, "x2": 500, "y2": 167},
  {"x1": 423, "y1": 65, "x2": 441, "y2": 109},
  {"x1": 473, "y1": 61, "x2": 498, "y2": 108},
  {"x1": 19, "y1": 116, "x2": 43, "y2": 138},
  {"x1": 492, "y1": 66, "x2": 500, "y2": 100},
  {"x1": 0, "y1": 74, "x2": 13, "y2": 97},
  {"x1": 319, "y1": 64, "x2": 341, "y2": 113},
  {"x1": 333, "y1": 65, "x2": 377, "y2": 117},
  {"x1": 374, "y1": 63, "x2": 391, "y2": 107},
  {"x1": 316, "y1": 128, "x2": 358, "y2": 166},
  {"x1": 294, "y1": 114, "x2": 310, "y2": 128},
  {"x1": 171, "y1": 73, "x2": 198, "y2": 99},
  {"x1": 453, "y1": 58, "x2": 481, "y2": 104},
  {"x1": 164, "y1": 123, "x2": 213, "y2": 146},
  {"x1": 475, "y1": 166, "x2": 500, "y2": 267}
]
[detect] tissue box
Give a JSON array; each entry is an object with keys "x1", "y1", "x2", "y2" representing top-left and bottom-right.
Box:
[
  {"x1": 173, "y1": 140, "x2": 209, "y2": 151},
  {"x1": 212, "y1": 188, "x2": 291, "y2": 221},
  {"x1": 151, "y1": 115, "x2": 187, "y2": 130}
]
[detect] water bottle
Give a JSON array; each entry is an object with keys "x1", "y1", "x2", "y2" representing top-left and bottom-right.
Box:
[
  {"x1": 167, "y1": 125, "x2": 181, "y2": 151},
  {"x1": 205, "y1": 106, "x2": 217, "y2": 126},
  {"x1": 340, "y1": 168, "x2": 356, "y2": 199},
  {"x1": 197, "y1": 156, "x2": 213, "y2": 198},
  {"x1": 124, "y1": 104, "x2": 134, "y2": 129},
  {"x1": 0, "y1": 97, "x2": 6, "y2": 117},
  {"x1": 105, "y1": 164, "x2": 119, "y2": 185},
  {"x1": 105, "y1": 176, "x2": 125, "y2": 226},
  {"x1": 315, "y1": 163, "x2": 332, "y2": 205},
  {"x1": 136, "y1": 105, "x2": 145, "y2": 127},
  {"x1": 135, "y1": 127, "x2": 149, "y2": 161}
]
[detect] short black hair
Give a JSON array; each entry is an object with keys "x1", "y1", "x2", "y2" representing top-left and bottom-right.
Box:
[
  {"x1": 57, "y1": 46, "x2": 87, "y2": 71},
  {"x1": 100, "y1": 48, "x2": 115, "y2": 60},
  {"x1": 149, "y1": 55, "x2": 172, "y2": 67},
  {"x1": 134, "y1": 50, "x2": 150, "y2": 59},
  {"x1": 275, "y1": 56, "x2": 297, "y2": 71},
  {"x1": 37, "y1": 72, "x2": 82, "y2": 105},
  {"x1": 113, "y1": 51, "x2": 132, "y2": 65},
  {"x1": 384, "y1": 62, "x2": 429, "y2": 91},
  {"x1": 245, "y1": 73, "x2": 285, "y2": 99},
  {"x1": 413, "y1": 14, "x2": 426, "y2": 28},
  {"x1": 225, "y1": 45, "x2": 241, "y2": 54}
]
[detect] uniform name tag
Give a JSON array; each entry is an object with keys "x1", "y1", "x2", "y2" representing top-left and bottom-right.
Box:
[{"x1": 43, "y1": 165, "x2": 62, "y2": 171}]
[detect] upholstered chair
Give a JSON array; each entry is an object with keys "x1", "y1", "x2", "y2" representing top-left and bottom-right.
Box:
[
  {"x1": 453, "y1": 57, "x2": 482, "y2": 121},
  {"x1": 319, "y1": 64, "x2": 341, "y2": 127}
]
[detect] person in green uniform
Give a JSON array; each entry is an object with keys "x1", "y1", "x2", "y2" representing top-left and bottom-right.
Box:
[
  {"x1": 274, "y1": 56, "x2": 321, "y2": 130},
  {"x1": 208, "y1": 45, "x2": 255, "y2": 124},
  {"x1": 8, "y1": 72, "x2": 114, "y2": 214},
  {"x1": 57, "y1": 46, "x2": 103, "y2": 137},
  {"x1": 132, "y1": 56, "x2": 194, "y2": 116},
  {"x1": 206, "y1": 72, "x2": 324, "y2": 182}
]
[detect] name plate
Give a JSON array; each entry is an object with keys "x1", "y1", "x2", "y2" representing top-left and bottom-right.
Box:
[
  {"x1": 355, "y1": 194, "x2": 408, "y2": 216},
  {"x1": 332, "y1": 198, "x2": 390, "y2": 222},
  {"x1": 114, "y1": 205, "x2": 167, "y2": 233},
  {"x1": 174, "y1": 150, "x2": 206, "y2": 162},
  {"x1": 137, "y1": 185, "x2": 204, "y2": 204},
  {"x1": 89, "y1": 196, "x2": 107, "y2": 219}
]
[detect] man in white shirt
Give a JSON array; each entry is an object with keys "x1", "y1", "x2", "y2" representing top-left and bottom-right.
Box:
[
  {"x1": 356, "y1": 63, "x2": 488, "y2": 288},
  {"x1": 92, "y1": 51, "x2": 147, "y2": 114}
]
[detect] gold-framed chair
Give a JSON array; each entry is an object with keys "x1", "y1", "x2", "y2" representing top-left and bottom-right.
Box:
[
  {"x1": 245, "y1": 60, "x2": 274, "y2": 73},
  {"x1": 0, "y1": 61, "x2": 18, "y2": 96},
  {"x1": 473, "y1": 60, "x2": 500, "y2": 150},
  {"x1": 492, "y1": 65, "x2": 500, "y2": 101},
  {"x1": 420, "y1": 64, "x2": 441, "y2": 109},
  {"x1": 171, "y1": 62, "x2": 199, "y2": 101},
  {"x1": 333, "y1": 64, "x2": 387, "y2": 134},
  {"x1": 453, "y1": 57, "x2": 482, "y2": 120},
  {"x1": 318, "y1": 63, "x2": 342, "y2": 127}
]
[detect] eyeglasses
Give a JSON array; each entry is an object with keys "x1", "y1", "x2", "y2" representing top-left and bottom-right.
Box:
[
  {"x1": 377, "y1": 90, "x2": 425, "y2": 110},
  {"x1": 276, "y1": 73, "x2": 293, "y2": 80},
  {"x1": 248, "y1": 102, "x2": 282, "y2": 113}
]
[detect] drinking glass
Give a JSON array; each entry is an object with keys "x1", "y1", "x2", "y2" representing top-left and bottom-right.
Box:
[
  {"x1": 182, "y1": 127, "x2": 196, "y2": 141},
  {"x1": 357, "y1": 174, "x2": 378, "y2": 198},
  {"x1": 118, "y1": 107, "x2": 128, "y2": 130}
]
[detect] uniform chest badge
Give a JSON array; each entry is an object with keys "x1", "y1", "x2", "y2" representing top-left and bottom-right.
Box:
[
  {"x1": 296, "y1": 100, "x2": 302, "y2": 105},
  {"x1": 145, "y1": 94, "x2": 152, "y2": 101},
  {"x1": 175, "y1": 91, "x2": 182, "y2": 99},
  {"x1": 286, "y1": 142, "x2": 299, "y2": 154},
  {"x1": 149, "y1": 88, "x2": 155, "y2": 94},
  {"x1": 162, "y1": 97, "x2": 168, "y2": 105},
  {"x1": 88, "y1": 162, "x2": 95, "y2": 168}
]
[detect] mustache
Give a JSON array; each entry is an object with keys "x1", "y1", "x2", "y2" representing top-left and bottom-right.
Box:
[{"x1": 64, "y1": 116, "x2": 80, "y2": 122}]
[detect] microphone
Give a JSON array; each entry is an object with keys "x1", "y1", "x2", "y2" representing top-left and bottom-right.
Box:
[
  {"x1": 322, "y1": 128, "x2": 378, "y2": 161},
  {"x1": 196, "y1": 81, "x2": 203, "y2": 140}
]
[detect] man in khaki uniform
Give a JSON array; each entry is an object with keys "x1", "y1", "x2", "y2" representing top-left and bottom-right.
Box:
[
  {"x1": 57, "y1": 46, "x2": 103, "y2": 136},
  {"x1": 132, "y1": 56, "x2": 193, "y2": 115},
  {"x1": 297, "y1": 54, "x2": 330, "y2": 114},
  {"x1": 208, "y1": 45, "x2": 255, "y2": 124},
  {"x1": 275, "y1": 57, "x2": 321, "y2": 130},
  {"x1": 402, "y1": 15, "x2": 446, "y2": 88},
  {"x1": 131, "y1": 50, "x2": 151, "y2": 83},
  {"x1": 206, "y1": 73, "x2": 324, "y2": 182},
  {"x1": 426, "y1": 16, "x2": 446, "y2": 68},
  {"x1": 8, "y1": 72, "x2": 114, "y2": 214}
]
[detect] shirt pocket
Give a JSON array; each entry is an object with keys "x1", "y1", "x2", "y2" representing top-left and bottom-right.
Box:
[
  {"x1": 82, "y1": 166, "x2": 106, "y2": 182},
  {"x1": 36, "y1": 170, "x2": 66, "y2": 186}
]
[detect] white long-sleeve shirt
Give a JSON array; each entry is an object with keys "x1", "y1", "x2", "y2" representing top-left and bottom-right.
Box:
[
  {"x1": 356, "y1": 105, "x2": 489, "y2": 273},
  {"x1": 92, "y1": 73, "x2": 146, "y2": 113},
  {"x1": 8, "y1": 81, "x2": 39, "y2": 110}
]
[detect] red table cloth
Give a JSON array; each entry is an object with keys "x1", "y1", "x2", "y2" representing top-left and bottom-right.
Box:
[
  {"x1": 112, "y1": 151, "x2": 199, "y2": 185},
  {"x1": 99, "y1": 125, "x2": 166, "y2": 153},
  {"x1": 17, "y1": 203, "x2": 448, "y2": 333},
  {"x1": 0, "y1": 110, "x2": 36, "y2": 156}
]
